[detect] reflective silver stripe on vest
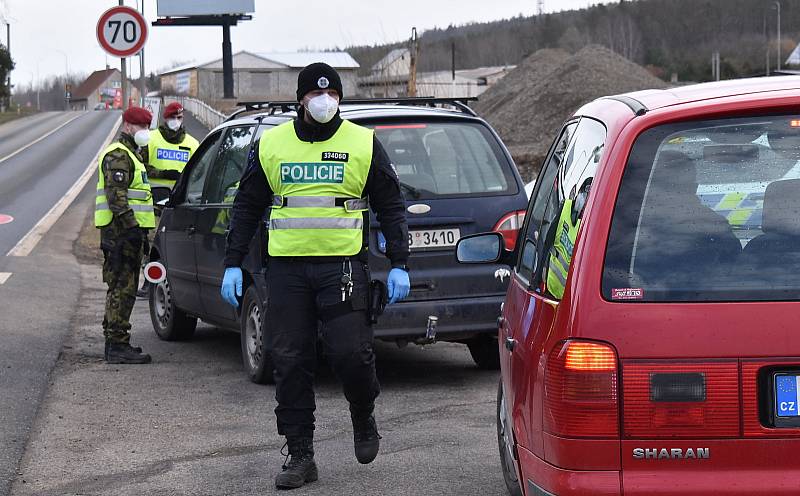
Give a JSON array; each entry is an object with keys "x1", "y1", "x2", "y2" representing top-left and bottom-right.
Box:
[
  {"x1": 554, "y1": 249, "x2": 570, "y2": 273},
  {"x1": 128, "y1": 190, "x2": 151, "y2": 200},
  {"x1": 95, "y1": 202, "x2": 152, "y2": 213},
  {"x1": 551, "y1": 263, "x2": 567, "y2": 286},
  {"x1": 272, "y1": 195, "x2": 368, "y2": 210},
  {"x1": 269, "y1": 217, "x2": 363, "y2": 230},
  {"x1": 96, "y1": 189, "x2": 150, "y2": 199},
  {"x1": 343, "y1": 199, "x2": 368, "y2": 211}
]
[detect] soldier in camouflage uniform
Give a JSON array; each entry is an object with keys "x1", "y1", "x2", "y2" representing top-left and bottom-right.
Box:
[{"x1": 95, "y1": 107, "x2": 156, "y2": 364}]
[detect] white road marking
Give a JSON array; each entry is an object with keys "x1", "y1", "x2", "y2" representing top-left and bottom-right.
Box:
[
  {"x1": 6, "y1": 116, "x2": 122, "y2": 257},
  {"x1": 0, "y1": 272, "x2": 10, "y2": 285},
  {"x1": 0, "y1": 112, "x2": 87, "y2": 165}
]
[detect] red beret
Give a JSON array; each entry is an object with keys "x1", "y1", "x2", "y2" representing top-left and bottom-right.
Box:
[
  {"x1": 122, "y1": 106, "x2": 152, "y2": 126},
  {"x1": 163, "y1": 102, "x2": 184, "y2": 118}
]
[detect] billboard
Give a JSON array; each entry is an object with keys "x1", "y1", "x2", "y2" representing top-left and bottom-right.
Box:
[{"x1": 157, "y1": 0, "x2": 254, "y2": 16}]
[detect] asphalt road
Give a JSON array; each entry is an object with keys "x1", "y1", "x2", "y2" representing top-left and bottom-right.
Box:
[
  {"x1": 11, "y1": 234, "x2": 506, "y2": 495},
  {"x1": 2, "y1": 110, "x2": 507, "y2": 495},
  {"x1": 0, "y1": 110, "x2": 211, "y2": 496},
  {"x1": 0, "y1": 110, "x2": 122, "y2": 496}
]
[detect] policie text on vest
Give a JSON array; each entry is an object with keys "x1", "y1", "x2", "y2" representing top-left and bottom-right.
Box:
[{"x1": 281, "y1": 163, "x2": 345, "y2": 184}]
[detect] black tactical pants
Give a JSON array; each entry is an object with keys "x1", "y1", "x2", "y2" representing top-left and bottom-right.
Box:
[{"x1": 265, "y1": 258, "x2": 380, "y2": 439}]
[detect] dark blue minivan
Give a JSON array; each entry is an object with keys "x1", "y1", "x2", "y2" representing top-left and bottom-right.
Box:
[{"x1": 148, "y1": 98, "x2": 529, "y2": 383}]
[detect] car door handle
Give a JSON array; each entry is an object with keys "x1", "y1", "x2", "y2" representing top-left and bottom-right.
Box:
[
  {"x1": 185, "y1": 226, "x2": 196, "y2": 236},
  {"x1": 504, "y1": 337, "x2": 517, "y2": 352}
]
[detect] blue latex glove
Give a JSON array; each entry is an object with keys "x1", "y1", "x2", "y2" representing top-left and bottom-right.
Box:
[
  {"x1": 387, "y1": 268, "x2": 410, "y2": 304},
  {"x1": 221, "y1": 267, "x2": 243, "y2": 308}
]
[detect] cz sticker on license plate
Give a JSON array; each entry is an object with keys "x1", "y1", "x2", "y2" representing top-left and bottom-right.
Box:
[
  {"x1": 775, "y1": 373, "x2": 800, "y2": 417},
  {"x1": 408, "y1": 228, "x2": 460, "y2": 251}
]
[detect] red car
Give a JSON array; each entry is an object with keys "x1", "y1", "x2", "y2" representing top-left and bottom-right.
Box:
[{"x1": 457, "y1": 76, "x2": 800, "y2": 495}]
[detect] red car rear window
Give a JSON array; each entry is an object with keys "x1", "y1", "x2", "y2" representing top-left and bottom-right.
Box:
[{"x1": 603, "y1": 113, "x2": 800, "y2": 302}]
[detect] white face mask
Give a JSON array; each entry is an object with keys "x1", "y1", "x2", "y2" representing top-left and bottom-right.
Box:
[
  {"x1": 166, "y1": 118, "x2": 182, "y2": 131},
  {"x1": 134, "y1": 129, "x2": 150, "y2": 147},
  {"x1": 306, "y1": 93, "x2": 339, "y2": 124}
]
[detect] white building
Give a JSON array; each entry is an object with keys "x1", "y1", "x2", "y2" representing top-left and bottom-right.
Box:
[{"x1": 158, "y1": 51, "x2": 360, "y2": 101}]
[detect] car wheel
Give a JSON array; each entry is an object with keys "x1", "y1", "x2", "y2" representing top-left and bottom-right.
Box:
[
  {"x1": 240, "y1": 285, "x2": 274, "y2": 384},
  {"x1": 497, "y1": 379, "x2": 523, "y2": 496},
  {"x1": 149, "y1": 277, "x2": 197, "y2": 340},
  {"x1": 467, "y1": 334, "x2": 501, "y2": 370}
]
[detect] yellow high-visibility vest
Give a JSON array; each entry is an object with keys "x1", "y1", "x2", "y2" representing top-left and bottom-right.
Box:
[
  {"x1": 147, "y1": 128, "x2": 199, "y2": 188},
  {"x1": 95, "y1": 142, "x2": 155, "y2": 229},
  {"x1": 260, "y1": 120, "x2": 373, "y2": 256},
  {"x1": 547, "y1": 199, "x2": 580, "y2": 299}
]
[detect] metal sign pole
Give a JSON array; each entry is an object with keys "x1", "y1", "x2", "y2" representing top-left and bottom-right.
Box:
[
  {"x1": 139, "y1": 0, "x2": 146, "y2": 105},
  {"x1": 118, "y1": 0, "x2": 127, "y2": 110}
]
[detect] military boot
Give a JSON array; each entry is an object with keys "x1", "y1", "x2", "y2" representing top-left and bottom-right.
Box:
[
  {"x1": 275, "y1": 437, "x2": 318, "y2": 490},
  {"x1": 104, "y1": 342, "x2": 152, "y2": 364},
  {"x1": 352, "y1": 413, "x2": 381, "y2": 464}
]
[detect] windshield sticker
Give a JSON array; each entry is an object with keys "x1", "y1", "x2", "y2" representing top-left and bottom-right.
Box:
[{"x1": 612, "y1": 288, "x2": 644, "y2": 300}]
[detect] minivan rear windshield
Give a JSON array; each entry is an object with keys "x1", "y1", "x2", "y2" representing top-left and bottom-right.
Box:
[
  {"x1": 603, "y1": 113, "x2": 800, "y2": 302},
  {"x1": 364, "y1": 121, "x2": 516, "y2": 199}
]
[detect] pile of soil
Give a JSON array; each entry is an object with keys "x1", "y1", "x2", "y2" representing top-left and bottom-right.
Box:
[{"x1": 474, "y1": 44, "x2": 669, "y2": 180}]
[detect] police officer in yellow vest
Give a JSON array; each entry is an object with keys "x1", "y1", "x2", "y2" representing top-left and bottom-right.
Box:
[
  {"x1": 143, "y1": 102, "x2": 199, "y2": 189},
  {"x1": 221, "y1": 63, "x2": 410, "y2": 489},
  {"x1": 546, "y1": 181, "x2": 590, "y2": 299},
  {"x1": 96, "y1": 107, "x2": 155, "y2": 364},
  {"x1": 136, "y1": 102, "x2": 200, "y2": 298}
]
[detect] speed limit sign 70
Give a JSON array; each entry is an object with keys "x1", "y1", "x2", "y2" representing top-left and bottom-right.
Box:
[{"x1": 96, "y1": 6, "x2": 148, "y2": 58}]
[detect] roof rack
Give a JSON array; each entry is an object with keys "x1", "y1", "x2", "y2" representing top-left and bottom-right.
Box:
[{"x1": 226, "y1": 96, "x2": 479, "y2": 121}]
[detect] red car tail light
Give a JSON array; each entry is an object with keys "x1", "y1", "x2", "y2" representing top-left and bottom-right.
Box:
[
  {"x1": 622, "y1": 361, "x2": 739, "y2": 438},
  {"x1": 493, "y1": 210, "x2": 526, "y2": 251},
  {"x1": 545, "y1": 340, "x2": 619, "y2": 438}
]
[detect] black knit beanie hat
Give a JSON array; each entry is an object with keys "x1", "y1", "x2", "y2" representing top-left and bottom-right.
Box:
[{"x1": 296, "y1": 62, "x2": 343, "y2": 101}]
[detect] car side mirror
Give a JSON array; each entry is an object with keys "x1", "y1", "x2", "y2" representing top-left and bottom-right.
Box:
[
  {"x1": 456, "y1": 232, "x2": 514, "y2": 266},
  {"x1": 151, "y1": 186, "x2": 172, "y2": 204}
]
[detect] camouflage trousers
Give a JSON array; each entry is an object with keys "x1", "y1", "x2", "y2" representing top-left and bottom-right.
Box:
[{"x1": 100, "y1": 224, "x2": 147, "y2": 344}]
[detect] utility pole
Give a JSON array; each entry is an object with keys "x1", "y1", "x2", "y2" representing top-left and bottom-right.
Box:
[
  {"x1": 407, "y1": 27, "x2": 418, "y2": 97},
  {"x1": 777, "y1": 1, "x2": 781, "y2": 71},
  {"x1": 138, "y1": 0, "x2": 146, "y2": 105},
  {"x1": 6, "y1": 22, "x2": 11, "y2": 111},
  {"x1": 119, "y1": 0, "x2": 128, "y2": 109}
]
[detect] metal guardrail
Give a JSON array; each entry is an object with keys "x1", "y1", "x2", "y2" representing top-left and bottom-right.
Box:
[{"x1": 164, "y1": 95, "x2": 226, "y2": 130}]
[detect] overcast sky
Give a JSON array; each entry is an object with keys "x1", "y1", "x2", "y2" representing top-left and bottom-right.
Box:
[{"x1": 3, "y1": 0, "x2": 607, "y2": 88}]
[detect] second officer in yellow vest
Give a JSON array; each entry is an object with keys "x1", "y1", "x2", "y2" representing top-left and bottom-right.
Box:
[
  {"x1": 143, "y1": 102, "x2": 199, "y2": 189},
  {"x1": 221, "y1": 63, "x2": 410, "y2": 490},
  {"x1": 95, "y1": 106, "x2": 155, "y2": 364}
]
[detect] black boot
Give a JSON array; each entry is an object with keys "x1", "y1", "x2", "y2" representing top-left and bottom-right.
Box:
[
  {"x1": 136, "y1": 281, "x2": 151, "y2": 299},
  {"x1": 275, "y1": 437, "x2": 318, "y2": 490},
  {"x1": 352, "y1": 414, "x2": 381, "y2": 464},
  {"x1": 104, "y1": 342, "x2": 152, "y2": 364}
]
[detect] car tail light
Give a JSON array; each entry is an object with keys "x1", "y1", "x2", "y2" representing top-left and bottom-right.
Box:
[
  {"x1": 622, "y1": 361, "x2": 739, "y2": 438},
  {"x1": 493, "y1": 210, "x2": 526, "y2": 251},
  {"x1": 544, "y1": 340, "x2": 619, "y2": 438}
]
